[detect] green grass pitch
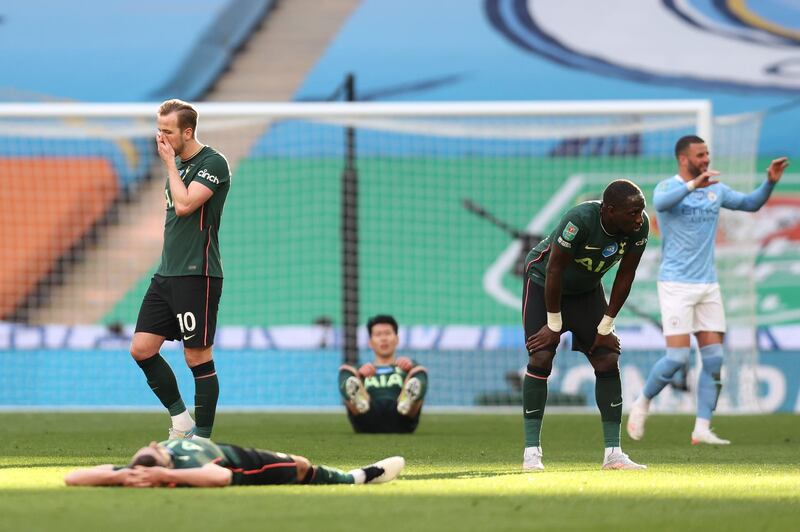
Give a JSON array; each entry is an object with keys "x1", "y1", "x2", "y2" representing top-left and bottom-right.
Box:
[{"x1": 1, "y1": 412, "x2": 798, "y2": 531}]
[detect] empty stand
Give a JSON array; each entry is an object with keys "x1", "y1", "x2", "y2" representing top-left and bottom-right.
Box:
[{"x1": 0, "y1": 158, "x2": 118, "y2": 319}]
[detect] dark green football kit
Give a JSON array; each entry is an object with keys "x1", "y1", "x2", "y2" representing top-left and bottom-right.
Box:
[
  {"x1": 159, "y1": 438, "x2": 299, "y2": 486},
  {"x1": 523, "y1": 200, "x2": 649, "y2": 354},
  {"x1": 342, "y1": 364, "x2": 426, "y2": 434},
  {"x1": 117, "y1": 439, "x2": 356, "y2": 486},
  {"x1": 135, "y1": 146, "x2": 231, "y2": 348},
  {"x1": 522, "y1": 200, "x2": 649, "y2": 449}
]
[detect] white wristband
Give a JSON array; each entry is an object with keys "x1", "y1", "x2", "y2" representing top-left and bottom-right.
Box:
[
  {"x1": 686, "y1": 180, "x2": 696, "y2": 192},
  {"x1": 597, "y1": 314, "x2": 615, "y2": 335},
  {"x1": 546, "y1": 312, "x2": 562, "y2": 333}
]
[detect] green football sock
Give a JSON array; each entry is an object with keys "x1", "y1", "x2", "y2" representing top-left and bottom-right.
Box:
[
  {"x1": 523, "y1": 365, "x2": 549, "y2": 447},
  {"x1": 136, "y1": 353, "x2": 186, "y2": 416},
  {"x1": 595, "y1": 369, "x2": 622, "y2": 447},
  {"x1": 308, "y1": 465, "x2": 354, "y2": 485},
  {"x1": 191, "y1": 360, "x2": 218, "y2": 439}
]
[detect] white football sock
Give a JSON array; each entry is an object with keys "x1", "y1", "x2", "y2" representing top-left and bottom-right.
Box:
[
  {"x1": 171, "y1": 411, "x2": 194, "y2": 431},
  {"x1": 694, "y1": 418, "x2": 710, "y2": 433},
  {"x1": 604, "y1": 446, "x2": 620, "y2": 460},
  {"x1": 350, "y1": 469, "x2": 366, "y2": 484}
]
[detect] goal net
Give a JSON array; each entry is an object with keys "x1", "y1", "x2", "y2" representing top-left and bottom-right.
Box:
[{"x1": 0, "y1": 101, "x2": 766, "y2": 412}]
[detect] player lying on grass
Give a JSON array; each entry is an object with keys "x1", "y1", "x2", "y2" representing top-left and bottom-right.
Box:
[
  {"x1": 338, "y1": 315, "x2": 428, "y2": 433},
  {"x1": 65, "y1": 438, "x2": 404, "y2": 487}
]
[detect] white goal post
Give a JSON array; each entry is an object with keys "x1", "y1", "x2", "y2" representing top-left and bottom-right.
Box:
[{"x1": 0, "y1": 99, "x2": 771, "y2": 414}]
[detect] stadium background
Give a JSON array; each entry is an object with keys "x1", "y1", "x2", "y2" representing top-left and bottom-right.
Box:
[{"x1": 1, "y1": 0, "x2": 799, "y2": 413}]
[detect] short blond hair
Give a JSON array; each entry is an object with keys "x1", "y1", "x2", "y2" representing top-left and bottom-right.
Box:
[{"x1": 158, "y1": 99, "x2": 198, "y2": 136}]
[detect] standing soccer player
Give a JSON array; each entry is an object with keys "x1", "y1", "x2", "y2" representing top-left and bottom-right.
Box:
[
  {"x1": 627, "y1": 136, "x2": 788, "y2": 445},
  {"x1": 523, "y1": 180, "x2": 649, "y2": 471},
  {"x1": 130, "y1": 99, "x2": 231, "y2": 441}
]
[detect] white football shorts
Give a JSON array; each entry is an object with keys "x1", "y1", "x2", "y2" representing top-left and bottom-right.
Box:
[{"x1": 657, "y1": 281, "x2": 726, "y2": 336}]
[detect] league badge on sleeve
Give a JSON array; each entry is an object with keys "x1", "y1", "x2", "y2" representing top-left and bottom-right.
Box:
[{"x1": 562, "y1": 222, "x2": 579, "y2": 242}]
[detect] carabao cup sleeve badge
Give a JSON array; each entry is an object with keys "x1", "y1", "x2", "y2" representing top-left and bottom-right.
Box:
[{"x1": 562, "y1": 221, "x2": 579, "y2": 242}]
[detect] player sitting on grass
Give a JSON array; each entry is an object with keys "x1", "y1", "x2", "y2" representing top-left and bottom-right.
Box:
[
  {"x1": 65, "y1": 438, "x2": 404, "y2": 487},
  {"x1": 338, "y1": 315, "x2": 428, "y2": 433}
]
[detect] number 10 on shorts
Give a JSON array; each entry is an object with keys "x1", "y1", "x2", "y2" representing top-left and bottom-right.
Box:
[{"x1": 176, "y1": 312, "x2": 196, "y2": 334}]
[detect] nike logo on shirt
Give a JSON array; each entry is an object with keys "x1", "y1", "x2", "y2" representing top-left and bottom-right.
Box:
[
  {"x1": 610, "y1": 401, "x2": 623, "y2": 407},
  {"x1": 525, "y1": 409, "x2": 541, "y2": 414},
  {"x1": 585, "y1": 245, "x2": 601, "y2": 250}
]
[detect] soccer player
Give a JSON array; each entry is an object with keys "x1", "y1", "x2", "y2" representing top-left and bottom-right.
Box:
[
  {"x1": 523, "y1": 180, "x2": 650, "y2": 471},
  {"x1": 130, "y1": 99, "x2": 231, "y2": 441},
  {"x1": 338, "y1": 315, "x2": 428, "y2": 433},
  {"x1": 64, "y1": 438, "x2": 404, "y2": 487},
  {"x1": 627, "y1": 136, "x2": 789, "y2": 445}
]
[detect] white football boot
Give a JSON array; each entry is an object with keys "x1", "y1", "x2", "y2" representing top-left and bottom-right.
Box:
[
  {"x1": 345, "y1": 376, "x2": 370, "y2": 414},
  {"x1": 691, "y1": 428, "x2": 731, "y2": 445},
  {"x1": 396, "y1": 377, "x2": 422, "y2": 416},
  {"x1": 626, "y1": 397, "x2": 650, "y2": 441},
  {"x1": 522, "y1": 446, "x2": 545, "y2": 471},
  {"x1": 349, "y1": 456, "x2": 406, "y2": 484},
  {"x1": 167, "y1": 426, "x2": 195, "y2": 440},
  {"x1": 602, "y1": 448, "x2": 647, "y2": 470}
]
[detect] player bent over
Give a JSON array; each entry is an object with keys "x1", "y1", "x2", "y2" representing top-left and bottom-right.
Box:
[
  {"x1": 522, "y1": 180, "x2": 649, "y2": 471},
  {"x1": 65, "y1": 438, "x2": 404, "y2": 488},
  {"x1": 627, "y1": 136, "x2": 789, "y2": 445},
  {"x1": 338, "y1": 315, "x2": 428, "y2": 433}
]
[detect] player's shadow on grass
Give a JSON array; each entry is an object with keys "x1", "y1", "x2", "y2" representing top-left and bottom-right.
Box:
[
  {"x1": 0, "y1": 463, "x2": 75, "y2": 469},
  {"x1": 405, "y1": 470, "x2": 527, "y2": 480}
]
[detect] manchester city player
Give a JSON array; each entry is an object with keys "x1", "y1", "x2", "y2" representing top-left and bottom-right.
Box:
[{"x1": 627, "y1": 135, "x2": 789, "y2": 445}]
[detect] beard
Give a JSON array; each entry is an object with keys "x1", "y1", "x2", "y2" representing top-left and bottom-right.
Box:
[{"x1": 687, "y1": 161, "x2": 707, "y2": 178}]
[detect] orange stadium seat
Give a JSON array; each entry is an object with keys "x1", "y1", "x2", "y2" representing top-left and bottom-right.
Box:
[{"x1": 0, "y1": 158, "x2": 118, "y2": 319}]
